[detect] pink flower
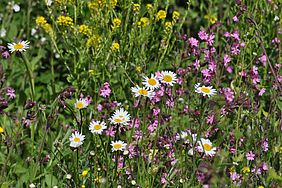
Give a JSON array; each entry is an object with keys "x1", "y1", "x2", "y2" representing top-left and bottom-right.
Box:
[
  {"x1": 97, "y1": 104, "x2": 103, "y2": 112},
  {"x1": 258, "y1": 88, "x2": 266, "y2": 96},
  {"x1": 259, "y1": 55, "x2": 267, "y2": 67},
  {"x1": 221, "y1": 88, "x2": 235, "y2": 103},
  {"x1": 99, "y1": 82, "x2": 111, "y2": 98},
  {"x1": 188, "y1": 37, "x2": 199, "y2": 47},
  {"x1": 206, "y1": 114, "x2": 215, "y2": 125},
  {"x1": 233, "y1": 16, "x2": 239, "y2": 22},
  {"x1": 246, "y1": 151, "x2": 255, "y2": 161},
  {"x1": 198, "y1": 30, "x2": 208, "y2": 40}
]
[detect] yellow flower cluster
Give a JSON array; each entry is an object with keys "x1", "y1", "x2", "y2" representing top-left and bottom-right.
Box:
[
  {"x1": 133, "y1": 3, "x2": 140, "y2": 12},
  {"x1": 36, "y1": 16, "x2": 53, "y2": 34},
  {"x1": 36, "y1": 16, "x2": 47, "y2": 26},
  {"x1": 146, "y1": 4, "x2": 153, "y2": 11},
  {"x1": 0, "y1": 127, "x2": 4, "y2": 134},
  {"x1": 112, "y1": 18, "x2": 121, "y2": 29},
  {"x1": 242, "y1": 166, "x2": 250, "y2": 174},
  {"x1": 137, "y1": 17, "x2": 149, "y2": 27},
  {"x1": 88, "y1": 0, "x2": 117, "y2": 10},
  {"x1": 87, "y1": 35, "x2": 101, "y2": 47},
  {"x1": 156, "y1": 10, "x2": 166, "y2": 21},
  {"x1": 172, "y1": 11, "x2": 180, "y2": 21},
  {"x1": 79, "y1": 24, "x2": 91, "y2": 36},
  {"x1": 165, "y1": 21, "x2": 172, "y2": 33},
  {"x1": 56, "y1": 15, "x2": 74, "y2": 27},
  {"x1": 204, "y1": 15, "x2": 217, "y2": 24},
  {"x1": 111, "y1": 42, "x2": 120, "y2": 51}
]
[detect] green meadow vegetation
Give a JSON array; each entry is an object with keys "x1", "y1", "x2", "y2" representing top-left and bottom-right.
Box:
[{"x1": 0, "y1": 0, "x2": 281, "y2": 187}]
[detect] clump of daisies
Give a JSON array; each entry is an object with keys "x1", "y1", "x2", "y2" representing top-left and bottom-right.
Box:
[
  {"x1": 69, "y1": 131, "x2": 85, "y2": 148},
  {"x1": 195, "y1": 83, "x2": 217, "y2": 97},
  {"x1": 7, "y1": 40, "x2": 30, "y2": 53}
]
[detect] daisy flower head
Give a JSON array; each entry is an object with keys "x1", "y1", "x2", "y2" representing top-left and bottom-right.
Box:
[
  {"x1": 7, "y1": 40, "x2": 30, "y2": 53},
  {"x1": 74, "y1": 98, "x2": 88, "y2": 110},
  {"x1": 160, "y1": 70, "x2": 177, "y2": 86},
  {"x1": 180, "y1": 131, "x2": 197, "y2": 144},
  {"x1": 110, "y1": 108, "x2": 131, "y2": 125},
  {"x1": 69, "y1": 131, "x2": 85, "y2": 148},
  {"x1": 111, "y1": 140, "x2": 127, "y2": 152},
  {"x1": 195, "y1": 83, "x2": 217, "y2": 97},
  {"x1": 89, "y1": 120, "x2": 107, "y2": 134},
  {"x1": 131, "y1": 85, "x2": 152, "y2": 98},
  {"x1": 142, "y1": 74, "x2": 160, "y2": 90},
  {"x1": 197, "y1": 138, "x2": 216, "y2": 157}
]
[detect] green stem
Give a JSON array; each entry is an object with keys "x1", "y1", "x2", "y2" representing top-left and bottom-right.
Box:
[{"x1": 22, "y1": 54, "x2": 35, "y2": 100}]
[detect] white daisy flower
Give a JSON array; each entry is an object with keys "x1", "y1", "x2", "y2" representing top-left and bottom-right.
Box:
[
  {"x1": 142, "y1": 74, "x2": 160, "y2": 90},
  {"x1": 69, "y1": 131, "x2": 85, "y2": 148},
  {"x1": 109, "y1": 108, "x2": 131, "y2": 125},
  {"x1": 131, "y1": 85, "x2": 152, "y2": 98},
  {"x1": 195, "y1": 83, "x2": 217, "y2": 97},
  {"x1": 197, "y1": 138, "x2": 216, "y2": 157},
  {"x1": 160, "y1": 70, "x2": 177, "y2": 86},
  {"x1": 74, "y1": 98, "x2": 88, "y2": 110},
  {"x1": 111, "y1": 140, "x2": 127, "y2": 152},
  {"x1": 13, "y1": 4, "x2": 20, "y2": 12},
  {"x1": 7, "y1": 40, "x2": 30, "y2": 53},
  {"x1": 180, "y1": 131, "x2": 197, "y2": 144},
  {"x1": 89, "y1": 120, "x2": 107, "y2": 134}
]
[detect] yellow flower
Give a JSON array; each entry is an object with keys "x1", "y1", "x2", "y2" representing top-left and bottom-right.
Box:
[
  {"x1": 165, "y1": 21, "x2": 172, "y2": 33},
  {"x1": 87, "y1": 35, "x2": 101, "y2": 47},
  {"x1": 88, "y1": 1, "x2": 105, "y2": 10},
  {"x1": 42, "y1": 23, "x2": 53, "y2": 34},
  {"x1": 242, "y1": 166, "x2": 250, "y2": 174},
  {"x1": 56, "y1": 15, "x2": 73, "y2": 26},
  {"x1": 95, "y1": 176, "x2": 103, "y2": 183},
  {"x1": 257, "y1": 186, "x2": 264, "y2": 188},
  {"x1": 133, "y1": 3, "x2": 140, "y2": 12},
  {"x1": 79, "y1": 24, "x2": 91, "y2": 36},
  {"x1": 146, "y1": 4, "x2": 153, "y2": 11},
  {"x1": 229, "y1": 166, "x2": 236, "y2": 173},
  {"x1": 36, "y1": 16, "x2": 47, "y2": 26},
  {"x1": 112, "y1": 18, "x2": 121, "y2": 29},
  {"x1": 88, "y1": 69, "x2": 95, "y2": 75},
  {"x1": 156, "y1": 10, "x2": 166, "y2": 21},
  {"x1": 172, "y1": 11, "x2": 180, "y2": 21},
  {"x1": 137, "y1": 17, "x2": 149, "y2": 27},
  {"x1": 204, "y1": 15, "x2": 217, "y2": 24},
  {"x1": 135, "y1": 66, "x2": 142, "y2": 73},
  {"x1": 111, "y1": 42, "x2": 120, "y2": 51},
  {"x1": 82, "y1": 170, "x2": 88, "y2": 177},
  {"x1": 110, "y1": 0, "x2": 117, "y2": 8},
  {"x1": 81, "y1": 185, "x2": 85, "y2": 188},
  {"x1": 0, "y1": 127, "x2": 4, "y2": 134}
]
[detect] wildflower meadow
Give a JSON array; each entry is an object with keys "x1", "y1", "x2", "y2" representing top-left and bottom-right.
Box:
[{"x1": 0, "y1": 0, "x2": 282, "y2": 187}]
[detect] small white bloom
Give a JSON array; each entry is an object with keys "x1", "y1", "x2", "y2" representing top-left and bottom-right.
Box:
[
  {"x1": 109, "y1": 108, "x2": 131, "y2": 125},
  {"x1": 74, "y1": 98, "x2": 88, "y2": 110},
  {"x1": 188, "y1": 148, "x2": 194, "y2": 156},
  {"x1": 69, "y1": 131, "x2": 85, "y2": 148},
  {"x1": 131, "y1": 85, "x2": 152, "y2": 98},
  {"x1": 7, "y1": 40, "x2": 30, "y2": 53},
  {"x1": 13, "y1": 4, "x2": 20, "y2": 12},
  {"x1": 111, "y1": 140, "x2": 127, "y2": 152},
  {"x1": 181, "y1": 131, "x2": 197, "y2": 144},
  {"x1": 0, "y1": 28, "x2": 6, "y2": 38},
  {"x1": 31, "y1": 28, "x2": 37, "y2": 36},
  {"x1": 195, "y1": 83, "x2": 217, "y2": 97},
  {"x1": 29, "y1": 184, "x2": 36, "y2": 188},
  {"x1": 89, "y1": 120, "x2": 107, "y2": 134},
  {"x1": 160, "y1": 70, "x2": 177, "y2": 86},
  {"x1": 142, "y1": 74, "x2": 160, "y2": 90},
  {"x1": 66, "y1": 174, "x2": 72, "y2": 179},
  {"x1": 46, "y1": 0, "x2": 53, "y2": 6},
  {"x1": 274, "y1": 16, "x2": 279, "y2": 21},
  {"x1": 197, "y1": 138, "x2": 216, "y2": 157}
]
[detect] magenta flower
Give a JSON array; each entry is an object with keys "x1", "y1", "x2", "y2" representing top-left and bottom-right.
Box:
[
  {"x1": 198, "y1": 30, "x2": 208, "y2": 40},
  {"x1": 188, "y1": 37, "x2": 199, "y2": 47},
  {"x1": 99, "y1": 82, "x2": 111, "y2": 98},
  {"x1": 258, "y1": 88, "x2": 266, "y2": 96},
  {"x1": 246, "y1": 151, "x2": 255, "y2": 161}
]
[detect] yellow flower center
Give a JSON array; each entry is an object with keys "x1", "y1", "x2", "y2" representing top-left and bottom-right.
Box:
[
  {"x1": 76, "y1": 102, "x2": 84, "y2": 109},
  {"x1": 113, "y1": 143, "x2": 122, "y2": 149},
  {"x1": 114, "y1": 116, "x2": 124, "y2": 123},
  {"x1": 203, "y1": 143, "x2": 212, "y2": 151},
  {"x1": 94, "y1": 124, "x2": 102, "y2": 130},
  {"x1": 163, "y1": 75, "x2": 172, "y2": 82},
  {"x1": 200, "y1": 87, "x2": 211, "y2": 93},
  {"x1": 74, "y1": 137, "x2": 81, "y2": 142},
  {"x1": 138, "y1": 89, "x2": 148, "y2": 96},
  {"x1": 148, "y1": 78, "x2": 157, "y2": 86},
  {"x1": 14, "y1": 43, "x2": 24, "y2": 50}
]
